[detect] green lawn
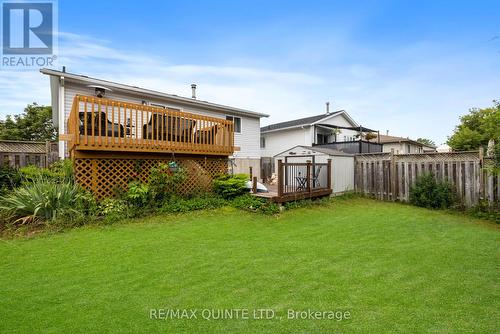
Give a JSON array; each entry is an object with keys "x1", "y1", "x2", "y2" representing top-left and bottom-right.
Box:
[{"x1": 1, "y1": 198, "x2": 498, "y2": 333}]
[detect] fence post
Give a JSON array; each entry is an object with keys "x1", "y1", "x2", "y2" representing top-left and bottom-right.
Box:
[
  {"x1": 390, "y1": 149, "x2": 396, "y2": 201},
  {"x1": 249, "y1": 166, "x2": 253, "y2": 180},
  {"x1": 327, "y1": 159, "x2": 332, "y2": 190},
  {"x1": 307, "y1": 161, "x2": 312, "y2": 195},
  {"x1": 277, "y1": 159, "x2": 283, "y2": 197},
  {"x1": 478, "y1": 147, "x2": 484, "y2": 198},
  {"x1": 252, "y1": 176, "x2": 257, "y2": 194}
]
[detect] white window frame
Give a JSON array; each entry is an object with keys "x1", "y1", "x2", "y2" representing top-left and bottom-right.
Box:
[
  {"x1": 226, "y1": 115, "x2": 242, "y2": 133},
  {"x1": 148, "y1": 102, "x2": 182, "y2": 112}
]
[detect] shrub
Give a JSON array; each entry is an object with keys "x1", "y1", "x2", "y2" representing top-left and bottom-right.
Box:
[
  {"x1": 410, "y1": 173, "x2": 454, "y2": 209},
  {"x1": 148, "y1": 163, "x2": 186, "y2": 202},
  {"x1": 0, "y1": 179, "x2": 92, "y2": 225},
  {"x1": 48, "y1": 159, "x2": 73, "y2": 180},
  {"x1": 0, "y1": 165, "x2": 21, "y2": 192},
  {"x1": 160, "y1": 195, "x2": 226, "y2": 213},
  {"x1": 258, "y1": 201, "x2": 281, "y2": 215},
  {"x1": 97, "y1": 198, "x2": 130, "y2": 223},
  {"x1": 213, "y1": 174, "x2": 248, "y2": 199},
  {"x1": 468, "y1": 200, "x2": 500, "y2": 223},
  {"x1": 230, "y1": 194, "x2": 280, "y2": 215},
  {"x1": 126, "y1": 181, "x2": 150, "y2": 207},
  {"x1": 19, "y1": 159, "x2": 73, "y2": 183},
  {"x1": 283, "y1": 199, "x2": 315, "y2": 210}
]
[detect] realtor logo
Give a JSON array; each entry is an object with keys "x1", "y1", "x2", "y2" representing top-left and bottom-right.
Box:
[{"x1": 1, "y1": 1, "x2": 57, "y2": 69}]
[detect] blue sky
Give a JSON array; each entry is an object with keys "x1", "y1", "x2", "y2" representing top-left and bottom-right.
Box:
[{"x1": 1, "y1": 0, "x2": 499, "y2": 144}]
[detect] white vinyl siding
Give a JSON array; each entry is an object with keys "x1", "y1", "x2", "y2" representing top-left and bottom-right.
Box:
[{"x1": 260, "y1": 127, "x2": 312, "y2": 158}]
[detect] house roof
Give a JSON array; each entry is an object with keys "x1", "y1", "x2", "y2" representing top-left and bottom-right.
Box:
[
  {"x1": 274, "y1": 145, "x2": 353, "y2": 158},
  {"x1": 304, "y1": 146, "x2": 353, "y2": 156},
  {"x1": 40, "y1": 68, "x2": 269, "y2": 118},
  {"x1": 0, "y1": 140, "x2": 48, "y2": 154},
  {"x1": 370, "y1": 134, "x2": 436, "y2": 148},
  {"x1": 261, "y1": 111, "x2": 345, "y2": 132}
]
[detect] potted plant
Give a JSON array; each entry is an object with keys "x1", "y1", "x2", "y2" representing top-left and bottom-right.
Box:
[{"x1": 168, "y1": 161, "x2": 178, "y2": 172}]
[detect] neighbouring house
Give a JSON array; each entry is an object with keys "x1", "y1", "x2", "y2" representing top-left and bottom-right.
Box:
[
  {"x1": 260, "y1": 106, "x2": 380, "y2": 178},
  {"x1": 0, "y1": 140, "x2": 58, "y2": 168},
  {"x1": 41, "y1": 68, "x2": 268, "y2": 197},
  {"x1": 369, "y1": 134, "x2": 436, "y2": 154},
  {"x1": 274, "y1": 145, "x2": 355, "y2": 194},
  {"x1": 436, "y1": 144, "x2": 452, "y2": 152}
]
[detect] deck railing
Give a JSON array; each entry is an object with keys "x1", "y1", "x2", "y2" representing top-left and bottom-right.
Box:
[
  {"x1": 277, "y1": 159, "x2": 332, "y2": 197},
  {"x1": 66, "y1": 95, "x2": 235, "y2": 156}
]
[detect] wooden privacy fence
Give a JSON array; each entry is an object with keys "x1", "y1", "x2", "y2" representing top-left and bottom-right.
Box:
[
  {"x1": 355, "y1": 150, "x2": 499, "y2": 208},
  {"x1": 0, "y1": 140, "x2": 58, "y2": 168}
]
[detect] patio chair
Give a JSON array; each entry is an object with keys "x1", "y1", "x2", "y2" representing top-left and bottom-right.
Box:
[
  {"x1": 142, "y1": 114, "x2": 196, "y2": 142},
  {"x1": 311, "y1": 165, "x2": 322, "y2": 188},
  {"x1": 195, "y1": 124, "x2": 219, "y2": 144},
  {"x1": 79, "y1": 111, "x2": 124, "y2": 137}
]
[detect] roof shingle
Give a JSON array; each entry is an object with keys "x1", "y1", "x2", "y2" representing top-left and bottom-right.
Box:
[
  {"x1": 261, "y1": 111, "x2": 341, "y2": 132},
  {"x1": 0, "y1": 140, "x2": 47, "y2": 154}
]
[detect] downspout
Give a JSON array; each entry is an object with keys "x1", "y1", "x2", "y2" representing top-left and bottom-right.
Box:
[{"x1": 58, "y1": 76, "x2": 65, "y2": 159}]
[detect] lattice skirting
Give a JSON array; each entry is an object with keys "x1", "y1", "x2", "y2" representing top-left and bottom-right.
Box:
[{"x1": 74, "y1": 157, "x2": 228, "y2": 199}]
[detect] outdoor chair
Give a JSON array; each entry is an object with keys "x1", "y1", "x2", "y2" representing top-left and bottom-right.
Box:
[
  {"x1": 79, "y1": 111, "x2": 125, "y2": 137},
  {"x1": 195, "y1": 124, "x2": 219, "y2": 144},
  {"x1": 311, "y1": 165, "x2": 322, "y2": 188},
  {"x1": 142, "y1": 113, "x2": 196, "y2": 142}
]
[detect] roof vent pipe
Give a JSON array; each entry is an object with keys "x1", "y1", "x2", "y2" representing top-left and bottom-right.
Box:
[
  {"x1": 326, "y1": 102, "x2": 330, "y2": 114},
  {"x1": 191, "y1": 84, "x2": 197, "y2": 99}
]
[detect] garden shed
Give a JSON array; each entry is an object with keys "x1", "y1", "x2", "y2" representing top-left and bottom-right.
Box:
[{"x1": 274, "y1": 145, "x2": 355, "y2": 194}]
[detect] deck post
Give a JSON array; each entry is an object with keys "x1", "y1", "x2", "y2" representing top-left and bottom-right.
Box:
[
  {"x1": 327, "y1": 159, "x2": 332, "y2": 190},
  {"x1": 278, "y1": 159, "x2": 284, "y2": 197},
  {"x1": 252, "y1": 176, "x2": 257, "y2": 194},
  {"x1": 307, "y1": 161, "x2": 312, "y2": 195}
]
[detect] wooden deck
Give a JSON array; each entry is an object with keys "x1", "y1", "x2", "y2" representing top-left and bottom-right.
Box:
[
  {"x1": 251, "y1": 159, "x2": 333, "y2": 203},
  {"x1": 253, "y1": 188, "x2": 332, "y2": 203},
  {"x1": 65, "y1": 95, "x2": 235, "y2": 157}
]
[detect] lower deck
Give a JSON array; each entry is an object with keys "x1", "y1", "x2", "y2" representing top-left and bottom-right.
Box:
[
  {"x1": 251, "y1": 159, "x2": 333, "y2": 203},
  {"x1": 252, "y1": 188, "x2": 332, "y2": 203}
]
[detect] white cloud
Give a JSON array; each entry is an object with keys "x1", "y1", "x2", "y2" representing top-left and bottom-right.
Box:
[
  {"x1": 1, "y1": 31, "x2": 498, "y2": 145},
  {"x1": 0, "y1": 32, "x2": 325, "y2": 125}
]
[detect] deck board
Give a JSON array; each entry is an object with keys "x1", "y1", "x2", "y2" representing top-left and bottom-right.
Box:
[{"x1": 252, "y1": 188, "x2": 332, "y2": 203}]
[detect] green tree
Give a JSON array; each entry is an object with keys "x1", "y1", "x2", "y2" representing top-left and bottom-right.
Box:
[
  {"x1": 447, "y1": 101, "x2": 500, "y2": 151},
  {"x1": 0, "y1": 103, "x2": 56, "y2": 141},
  {"x1": 416, "y1": 138, "x2": 436, "y2": 147}
]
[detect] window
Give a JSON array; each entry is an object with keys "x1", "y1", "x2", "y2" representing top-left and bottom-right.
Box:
[
  {"x1": 226, "y1": 116, "x2": 241, "y2": 133},
  {"x1": 149, "y1": 103, "x2": 181, "y2": 111},
  {"x1": 260, "y1": 137, "x2": 266, "y2": 148},
  {"x1": 407, "y1": 144, "x2": 411, "y2": 153},
  {"x1": 316, "y1": 133, "x2": 328, "y2": 144}
]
